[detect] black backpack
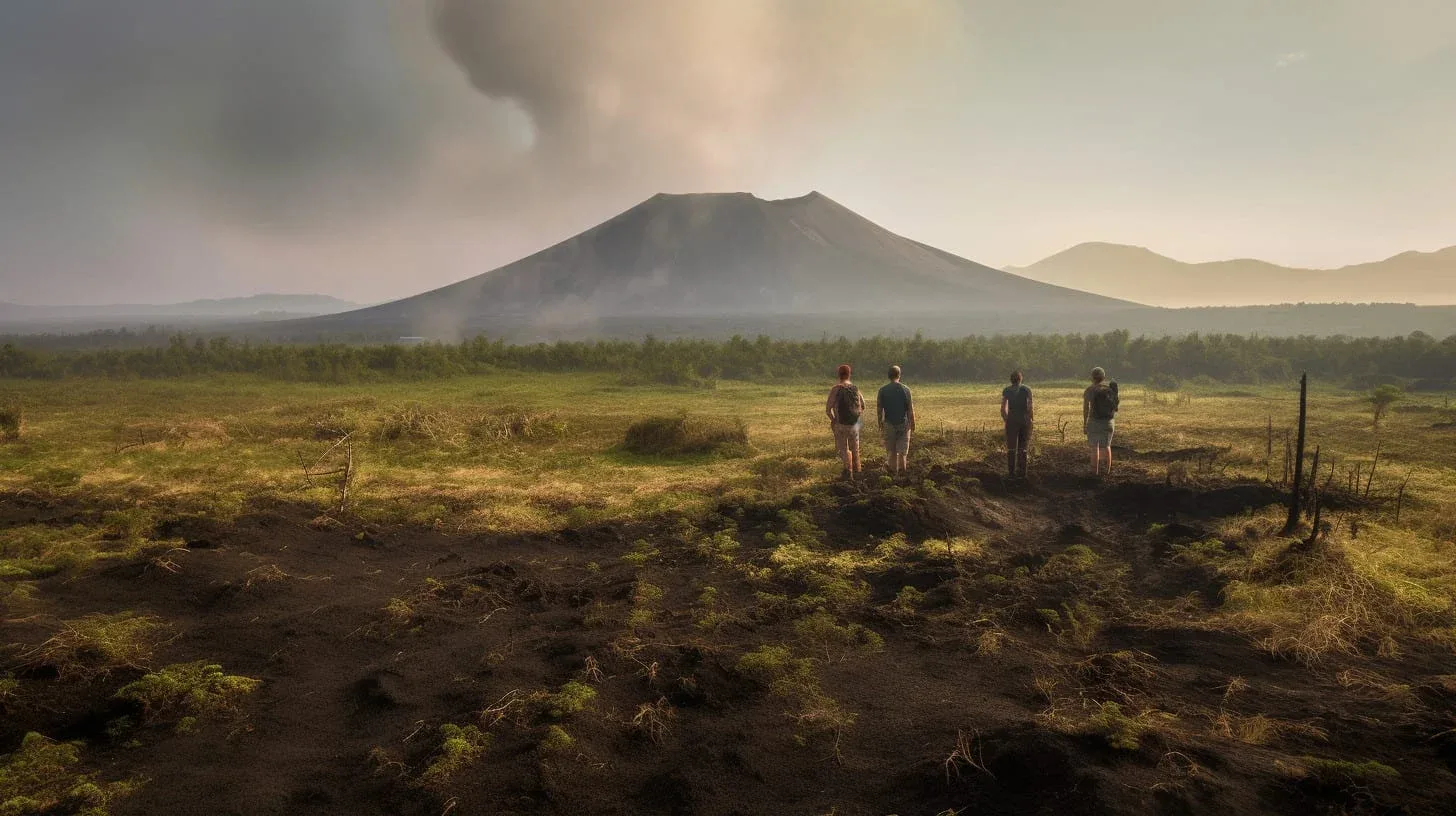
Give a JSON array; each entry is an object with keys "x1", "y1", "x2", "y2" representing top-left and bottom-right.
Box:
[
  {"x1": 835, "y1": 384, "x2": 862, "y2": 425},
  {"x1": 1091, "y1": 382, "x2": 1119, "y2": 420}
]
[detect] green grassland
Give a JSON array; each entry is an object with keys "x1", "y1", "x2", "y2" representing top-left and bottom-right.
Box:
[
  {"x1": 2, "y1": 373, "x2": 1452, "y2": 536},
  {"x1": 2, "y1": 372, "x2": 1454, "y2": 815}
]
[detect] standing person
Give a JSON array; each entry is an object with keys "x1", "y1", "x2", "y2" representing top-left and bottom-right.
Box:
[
  {"x1": 877, "y1": 365, "x2": 916, "y2": 477},
  {"x1": 1001, "y1": 370, "x2": 1033, "y2": 478},
  {"x1": 826, "y1": 364, "x2": 864, "y2": 480},
  {"x1": 1083, "y1": 367, "x2": 1119, "y2": 476}
]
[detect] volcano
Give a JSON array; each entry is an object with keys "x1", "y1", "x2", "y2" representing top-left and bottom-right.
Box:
[{"x1": 296, "y1": 191, "x2": 1134, "y2": 336}]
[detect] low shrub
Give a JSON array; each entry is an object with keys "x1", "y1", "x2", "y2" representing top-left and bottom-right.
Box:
[
  {"x1": 539, "y1": 725, "x2": 574, "y2": 753},
  {"x1": 622, "y1": 412, "x2": 748, "y2": 456},
  {"x1": 1300, "y1": 757, "x2": 1400, "y2": 786},
  {"x1": 470, "y1": 408, "x2": 567, "y2": 442},
  {"x1": 18, "y1": 614, "x2": 166, "y2": 680},
  {"x1": 114, "y1": 662, "x2": 261, "y2": 727},
  {"x1": 0, "y1": 732, "x2": 138, "y2": 816},
  {"x1": 416, "y1": 724, "x2": 488, "y2": 789},
  {"x1": 1145, "y1": 373, "x2": 1181, "y2": 392},
  {"x1": 0, "y1": 404, "x2": 21, "y2": 440},
  {"x1": 543, "y1": 680, "x2": 597, "y2": 719},
  {"x1": 620, "y1": 363, "x2": 717, "y2": 390}
]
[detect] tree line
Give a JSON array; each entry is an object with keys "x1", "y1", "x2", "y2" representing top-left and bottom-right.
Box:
[{"x1": 0, "y1": 331, "x2": 1453, "y2": 387}]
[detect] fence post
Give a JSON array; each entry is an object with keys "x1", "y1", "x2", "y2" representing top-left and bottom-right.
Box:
[{"x1": 1282, "y1": 373, "x2": 1307, "y2": 534}]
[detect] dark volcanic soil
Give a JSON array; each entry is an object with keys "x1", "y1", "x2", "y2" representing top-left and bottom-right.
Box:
[{"x1": 3, "y1": 457, "x2": 1454, "y2": 816}]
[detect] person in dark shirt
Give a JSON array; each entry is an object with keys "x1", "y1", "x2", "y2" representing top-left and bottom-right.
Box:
[
  {"x1": 1083, "y1": 367, "x2": 1118, "y2": 476},
  {"x1": 826, "y1": 364, "x2": 864, "y2": 479},
  {"x1": 877, "y1": 365, "x2": 915, "y2": 476},
  {"x1": 1001, "y1": 370, "x2": 1033, "y2": 478}
]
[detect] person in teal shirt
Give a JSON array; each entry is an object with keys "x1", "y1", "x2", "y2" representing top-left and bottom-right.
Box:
[{"x1": 877, "y1": 365, "x2": 915, "y2": 476}]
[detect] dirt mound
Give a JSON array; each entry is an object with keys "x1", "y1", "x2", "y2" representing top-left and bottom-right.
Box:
[{"x1": 1102, "y1": 482, "x2": 1286, "y2": 519}]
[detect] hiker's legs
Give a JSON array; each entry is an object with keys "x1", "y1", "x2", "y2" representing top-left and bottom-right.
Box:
[
  {"x1": 1004, "y1": 422, "x2": 1018, "y2": 476},
  {"x1": 1102, "y1": 444, "x2": 1113, "y2": 474},
  {"x1": 1006, "y1": 420, "x2": 1029, "y2": 477},
  {"x1": 834, "y1": 425, "x2": 852, "y2": 473},
  {"x1": 1016, "y1": 423, "x2": 1030, "y2": 477}
]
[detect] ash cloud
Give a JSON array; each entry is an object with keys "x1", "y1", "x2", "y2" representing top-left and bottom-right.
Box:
[{"x1": 0, "y1": 0, "x2": 963, "y2": 304}]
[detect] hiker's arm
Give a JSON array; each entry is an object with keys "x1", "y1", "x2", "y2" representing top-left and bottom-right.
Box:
[
  {"x1": 1000, "y1": 396, "x2": 1009, "y2": 422},
  {"x1": 1083, "y1": 396, "x2": 1090, "y2": 429},
  {"x1": 907, "y1": 397, "x2": 916, "y2": 432},
  {"x1": 877, "y1": 398, "x2": 885, "y2": 426},
  {"x1": 825, "y1": 388, "x2": 837, "y2": 422},
  {"x1": 1026, "y1": 393, "x2": 1034, "y2": 423}
]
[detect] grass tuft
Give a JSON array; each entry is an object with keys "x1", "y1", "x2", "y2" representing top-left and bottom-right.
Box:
[
  {"x1": 623, "y1": 412, "x2": 749, "y2": 456},
  {"x1": 0, "y1": 732, "x2": 139, "y2": 816},
  {"x1": 18, "y1": 614, "x2": 167, "y2": 680},
  {"x1": 114, "y1": 661, "x2": 261, "y2": 728}
]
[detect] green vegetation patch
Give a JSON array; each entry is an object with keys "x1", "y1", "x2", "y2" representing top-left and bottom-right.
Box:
[
  {"x1": 542, "y1": 680, "x2": 597, "y2": 719},
  {"x1": 114, "y1": 661, "x2": 261, "y2": 728},
  {"x1": 1300, "y1": 757, "x2": 1400, "y2": 786},
  {"x1": 622, "y1": 412, "x2": 749, "y2": 456},
  {"x1": 0, "y1": 403, "x2": 21, "y2": 441},
  {"x1": 416, "y1": 723, "x2": 489, "y2": 790},
  {"x1": 0, "y1": 732, "x2": 139, "y2": 816},
  {"x1": 17, "y1": 614, "x2": 167, "y2": 680}
]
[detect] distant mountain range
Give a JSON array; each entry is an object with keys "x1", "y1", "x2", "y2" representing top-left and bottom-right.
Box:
[
  {"x1": 0, "y1": 294, "x2": 361, "y2": 324},
  {"x1": 290, "y1": 191, "x2": 1131, "y2": 337},
  {"x1": 1006, "y1": 243, "x2": 1456, "y2": 307}
]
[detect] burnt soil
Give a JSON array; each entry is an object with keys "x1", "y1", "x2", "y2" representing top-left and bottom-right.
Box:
[{"x1": 3, "y1": 453, "x2": 1455, "y2": 816}]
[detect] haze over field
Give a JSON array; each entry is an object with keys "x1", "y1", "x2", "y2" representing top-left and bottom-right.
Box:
[{"x1": 1, "y1": 1, "x2": 1452, "y2": 309}]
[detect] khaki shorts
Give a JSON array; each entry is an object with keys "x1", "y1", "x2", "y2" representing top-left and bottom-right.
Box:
[
  {"x1": 883, "y1": 422, "x2": 910, "y2": 454},
  {"x1": 833, "y1": 421, "x2": 861, "y2": 458},
  {"x1": 1086, "y1": 418, "x2": 1115, "y2": 448}
]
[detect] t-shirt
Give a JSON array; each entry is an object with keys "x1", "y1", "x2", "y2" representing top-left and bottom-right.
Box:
[
  {"x1": 1003, "y1": 384, "x2": 1032, "y2": 418},
  {"x1": 877, "y1": 381, "x2": 913, "y2": 426}
]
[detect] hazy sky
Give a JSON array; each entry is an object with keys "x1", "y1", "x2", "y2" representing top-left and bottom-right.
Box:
[{"x1": 1, "y1": 0, "x2": 1452, "y2": 305}]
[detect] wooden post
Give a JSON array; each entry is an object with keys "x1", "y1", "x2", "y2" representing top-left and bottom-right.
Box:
[
  {"x1": 1283, "y1": 373, "x2": 1308, "y2": 534},
  {"x1": 1306, "y1": 445, "x2": 1322, "y2": 516},
  {"x1": 1364, "y1": 441, "x2": 1382, "y2": 499},
  {"x1": 1265, "y1": 415, "x2": 1273, "y2": 482}
]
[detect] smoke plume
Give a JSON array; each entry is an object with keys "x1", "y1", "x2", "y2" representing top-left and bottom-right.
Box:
[{"x1": 0, "y1": 0, "x2": 965, "y2": 304}]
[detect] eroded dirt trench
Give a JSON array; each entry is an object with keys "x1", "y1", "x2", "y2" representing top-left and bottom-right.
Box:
[{"x1": 3, "y1": 454, "x2": 1454, "y2": 816}]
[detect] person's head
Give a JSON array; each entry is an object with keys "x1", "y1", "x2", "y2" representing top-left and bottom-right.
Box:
[
  {"x1": 888, "y1": 365, "x2": 901, "y2": 382},
  {"x1": 836, "y1": 364, "x2": 852, "y2": 382},
  {"x1": 1091, "y1": 367, "x2": 1106, "y2": 383},
  {"x1": 1010, "y1": 370, "x2": 1023, "y2": 385}
]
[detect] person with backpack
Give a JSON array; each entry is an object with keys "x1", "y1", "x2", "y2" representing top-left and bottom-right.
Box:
[
  {"x1": 1001, "y1": 370, "x2": 1033, "y2": 479},
  {"x1": 826, "y1": 363, "x2": 865, "y2": 480},
  {"x1": 877, "y1": 365, "x2": 916, "y2": 477},
  {"x1": 1083, "y1": 367, "x2": 1120, "y2": 476}
]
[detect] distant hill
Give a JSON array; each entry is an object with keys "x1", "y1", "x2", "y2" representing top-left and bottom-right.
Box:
[
  {"x1": 1006, "y1": 243, "x2": 1456, "y2": 307},
  {"x1": 291, "y1": 191, "x2": 1132, "y2": 337},
  {"x1": 0, "y1": 294, "x2": 361, "y2": 325}
]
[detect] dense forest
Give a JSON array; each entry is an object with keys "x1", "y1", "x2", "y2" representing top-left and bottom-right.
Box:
[{"x1": 1, "y1": 331, "x2": 1454, "y2": 388}]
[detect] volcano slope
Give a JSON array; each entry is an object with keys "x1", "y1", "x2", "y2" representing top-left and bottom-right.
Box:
[
  {"x1": 279, "y1": 191, "x2": 1132, "y2": 339},
  {"x1": 3, "y1": 406, "x2": 1455, "y2": 815}
]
